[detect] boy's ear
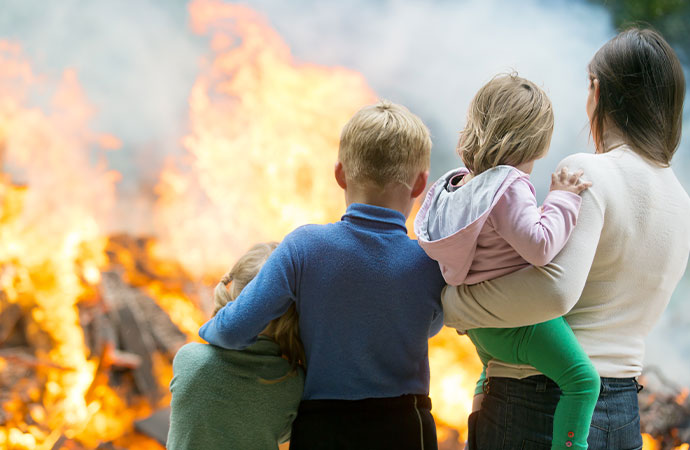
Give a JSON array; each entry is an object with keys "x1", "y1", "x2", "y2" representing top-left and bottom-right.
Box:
[
  {"x1": 411, "y1": 171, "x2": 429, "y2": 198},
  {"x1": 334, "y1": 161, "x2": 347, "y2": 189}
]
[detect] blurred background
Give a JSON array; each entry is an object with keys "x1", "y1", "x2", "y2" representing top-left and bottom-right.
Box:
[{"x1": 0, "y1": 0, "x2": 688, "y2": 448}]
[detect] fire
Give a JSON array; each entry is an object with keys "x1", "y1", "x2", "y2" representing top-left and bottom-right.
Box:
[
  {"x1": 0, "y1": 2, "x2": 478, "y2": 447},
  {"x1": 152, "y1": 0, "x2": 377, "y2": 280},
  {"x1": 0, "y1": 2, "x2": 523, "y2": 448},
  {"x1": 0, "y1": 42, "x2": 175, "y2": 450},
  {"x1": 7, "y1": 2, "x2": 683, "y2": 450},
  {"x1": 428, "y1": 328, "x2": 483, "y2": 444},
  {"x1": 644, "y1": 433, "x2": 662, "y2": 450},
  {"x1": 0, "y1": 42, "x2": 130, "y2": 447}
]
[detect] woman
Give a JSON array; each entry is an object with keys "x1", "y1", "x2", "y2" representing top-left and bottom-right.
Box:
[{"x1": 442, "y1": 28, "x2": 690, "y2": 450}]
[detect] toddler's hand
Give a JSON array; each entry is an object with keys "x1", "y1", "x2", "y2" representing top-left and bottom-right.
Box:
[{"x1": 550, "y1": 167, "x2": 592, "y2": 194}]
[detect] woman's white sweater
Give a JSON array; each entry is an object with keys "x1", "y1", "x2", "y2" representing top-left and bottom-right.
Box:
[{"x1": 442, "y1": 144, "x2": 690, "y2": 379}]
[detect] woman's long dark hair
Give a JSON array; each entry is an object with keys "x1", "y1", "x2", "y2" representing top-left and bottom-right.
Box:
[{"x1": 588, "y1": 28, "x2": 685, "y2": 165}]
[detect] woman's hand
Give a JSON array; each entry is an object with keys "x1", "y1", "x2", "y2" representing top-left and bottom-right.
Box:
[{"x1": 550, "y1": 167, "x2": 592, "y2": 194}]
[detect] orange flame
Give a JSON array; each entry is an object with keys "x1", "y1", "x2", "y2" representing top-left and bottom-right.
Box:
[
  {"x1": 152, "y1": 0, "x2": 377, "y2": 280},
  {"x1": 643, "y1": 433, "x2": 661, "y2": 450},
  {"x1": 429, "y1": 328, "x2": 483, "y2": 442},
  {"x1": 0, "y1": 41, "x2": 125, "y2": 447},
  {"x1": 676, "y1": 388, "x2": 689, "y2": 406}
]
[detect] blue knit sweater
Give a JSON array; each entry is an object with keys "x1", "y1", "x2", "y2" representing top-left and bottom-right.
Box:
[{"x1": 199, "y1": 203, "x2": 445, "y2": 400}]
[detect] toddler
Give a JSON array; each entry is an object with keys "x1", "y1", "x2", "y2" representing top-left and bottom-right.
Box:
[{"x1": 416, "y1": 74, "x2": 600, "y2": 450}]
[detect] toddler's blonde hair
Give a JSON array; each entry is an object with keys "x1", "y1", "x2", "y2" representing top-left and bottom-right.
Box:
[
  {"x1": 459, "y1": 73, "x2": 554, "y2": 175},
  {"x1": 214, "y1": 242, "x2": 305, "y2": 376},
  {"x1": 339, "y1": 100, "x2": 432, "y2": 187}
]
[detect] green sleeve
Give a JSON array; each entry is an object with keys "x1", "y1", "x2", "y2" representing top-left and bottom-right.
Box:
[
  {"x1": 474, "y1": 364, "x2": 487, "y2": 396},
  {"x1": 467, "y1": 332, "x2": 492, "y2": 396}
]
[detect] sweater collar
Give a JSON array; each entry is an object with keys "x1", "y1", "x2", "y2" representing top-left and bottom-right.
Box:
[
  {"x1": 602, "y1": 129, "x2": 627, "y2": 153},
  {"x1": 342, "y1": 203, "x2": 408, "y2": 234}
]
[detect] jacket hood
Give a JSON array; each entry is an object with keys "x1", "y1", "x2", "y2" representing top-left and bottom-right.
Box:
[{"x1": 414, "y1": 165, "x2": 527, "y2": 285}]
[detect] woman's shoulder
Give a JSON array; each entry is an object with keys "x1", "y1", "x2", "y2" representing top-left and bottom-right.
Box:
[
  {"x1": 557, "y1": 151, "x2": 628, "y2": 185},
  {"x1": 557, "y1": 152, "x2": 599, "y2": 170},
  {"x1": 559, "y1": 146, "x2": 662, "y2": 173}
]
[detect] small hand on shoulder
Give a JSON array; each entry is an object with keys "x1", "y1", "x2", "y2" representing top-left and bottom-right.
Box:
[{"x1": 550, "y1": 167, "x2": 592, "y2": 195}]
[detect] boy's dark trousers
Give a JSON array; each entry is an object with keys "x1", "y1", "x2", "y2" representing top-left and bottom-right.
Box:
[{"x1": 289, "y1": 394, "x2": 438, "y2": 450}]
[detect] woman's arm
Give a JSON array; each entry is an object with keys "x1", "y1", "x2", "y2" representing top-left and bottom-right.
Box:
[{"x1": 442, "y1": 156, "x2": 605, "y2": 331}]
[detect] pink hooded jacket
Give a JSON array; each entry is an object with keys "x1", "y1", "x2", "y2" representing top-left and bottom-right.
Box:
[{"x1": 414, "y1": 166, "x2": 582, "y2": 286}]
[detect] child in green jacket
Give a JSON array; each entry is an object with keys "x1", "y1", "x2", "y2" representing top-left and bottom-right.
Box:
[{"x1": 167, "y1": 242, "x2": 305, "y2": 450}]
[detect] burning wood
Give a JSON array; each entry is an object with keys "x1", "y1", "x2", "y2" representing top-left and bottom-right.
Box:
[
  {"x1": 98, "y1": 271, "x2": 186, "y2": 404},
  {"x1": 0, "y1": 251, "x2": 191, "y2": 448},
  {"x1": 0, "y1": 302, "x2": 21, "y2": 345},
  {"x1": 640, "y1": 370, "x2": 690, "y2": 449}
]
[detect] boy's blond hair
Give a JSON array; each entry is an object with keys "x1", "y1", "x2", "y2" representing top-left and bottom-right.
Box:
[
  {"x1": 214, "y1": 242, "x2": 305, "y2": 376},
  {"x1": 339, "y1": 100, "x2": 432, "y2": 187},
  {"x1": 459, "y1": 73, "x2": 554, "y2": 175}
]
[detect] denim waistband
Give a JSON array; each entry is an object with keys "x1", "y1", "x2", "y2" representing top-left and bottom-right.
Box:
[
  {"x1": 299, "y1": 394, "x2": 432, "y2": 413},
  {"x1": 485, "y1": 375, "x2": 642, "y2": 395}
]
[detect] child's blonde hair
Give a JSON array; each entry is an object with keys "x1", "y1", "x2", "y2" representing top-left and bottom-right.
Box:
[
  {"x1": 339, "y1": 100, "x2": 432, "y2": 187},
  {"x1": 459, "y1": 73, "x2": 554, "y2": 175},
  {"x1": 214, "y1": 242, "x2": 305, "y2": 376}
]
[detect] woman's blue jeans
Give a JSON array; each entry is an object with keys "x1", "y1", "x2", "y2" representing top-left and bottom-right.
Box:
[{"x1": 467, "y1": 375, "x2": 643, "y2": 450}]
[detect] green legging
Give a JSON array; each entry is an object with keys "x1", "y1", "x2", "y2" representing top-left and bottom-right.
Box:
[{"x1": 468, "y1": 317, "x2": 600, "y2": 450}]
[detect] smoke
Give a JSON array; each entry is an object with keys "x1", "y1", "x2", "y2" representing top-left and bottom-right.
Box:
[
  {"x1": 1, "y1": 0, "x2": 689, "y2": 381},
  {"x1": 0, "y1": 0, "x2": 204, "y2": 229},
  {"x1": 645, "y1": 264, "x2": 690, "y2": 388},
  {"x1": 244, "y1": 0, "x2": 609, "y2": 181}
]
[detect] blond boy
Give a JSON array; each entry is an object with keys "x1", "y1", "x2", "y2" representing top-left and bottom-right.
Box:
[{"x1": 200, "y1": 101, "x2": 445, "y2": 449}]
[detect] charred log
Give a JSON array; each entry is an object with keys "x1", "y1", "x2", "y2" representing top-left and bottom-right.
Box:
[
  {"x1": 639, "y1": 369, "x2": 690, "y2": 449},
  {"x1": 0, "y1": 301, "x2": 21, "y2": 345}
]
